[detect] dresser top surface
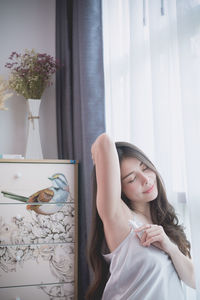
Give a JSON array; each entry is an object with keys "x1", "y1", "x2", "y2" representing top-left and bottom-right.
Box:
[{"x1": 0, "y1": 159, "x2": 79, "y2": 164}]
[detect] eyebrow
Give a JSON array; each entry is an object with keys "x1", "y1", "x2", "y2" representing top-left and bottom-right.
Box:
[{"x1": 121, "y1": 161, "x2": 143, "y2": 181}]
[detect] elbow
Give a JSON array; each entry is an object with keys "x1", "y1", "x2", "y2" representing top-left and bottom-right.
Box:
[
  {"x1": 186, "y1": 280, "x2": 196, "y2": 290},
  {"x1": 94, "y1": 133, "x2": 112, "y2": 147},
  {"x1": 190, "y1": 275, "x2": 196, "y2": 289},
  {"x1": 190, "y1": 262, "x2": 196, "y2": 289},
  {"x1": 183, "y1": 265, "x2": 196, "y2": 289},
  {"x1": 96, "y1": 134, "x2": 114, "y2": 153},
  {"x1": 91, "y1": 133, "x2": 114, "y2": 159}
]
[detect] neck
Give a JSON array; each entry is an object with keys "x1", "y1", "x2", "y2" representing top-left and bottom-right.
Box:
[{"x1": 132, "y1": 203, "x2": 152, "y2": 223}]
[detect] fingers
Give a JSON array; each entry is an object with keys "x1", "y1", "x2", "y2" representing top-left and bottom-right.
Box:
[
  {"x1": 135, "y1": 224, "x2": 150, "y2": 243},
  {"x1": 135, "y1": 224, "x2": 162, "y2": 234},
  {"x1": 142, "y1": 233, "x2": 162, "y2": 247},
  {"x1": 145, "y1": 227, "x2": 161, "y2": 237},
  {"x1": 140, "y1": 229, "x2": 161, "y2": 246},
  {"x1": 140, "y1": 231, "x2": 147, "y2": 244},
  {"x1": 135, "y1": 224, "x2": 164, "y2": 247},
  {"x1": 135, "y1": 224, "x2": 151, "y2": 232}
]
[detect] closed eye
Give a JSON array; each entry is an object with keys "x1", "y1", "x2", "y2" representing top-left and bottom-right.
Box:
[
  {"x1": 128, "y1": 178, "x2": 136, "y2": 183},
  {"x1": 143, "y1": 166, "x2": 148, "y2": 171},
  {"x1": 128, "y1": 166, "x2": 148, "y2": 183}
]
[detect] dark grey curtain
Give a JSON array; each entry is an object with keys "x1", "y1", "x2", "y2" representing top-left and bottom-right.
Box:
[{"x1": 56, "y1": 0, "x2": 105, "y2": 298}]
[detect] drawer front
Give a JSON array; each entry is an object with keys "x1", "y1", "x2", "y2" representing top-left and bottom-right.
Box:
[
  {"x1": 0, "y1": 203, "x2": 74, "y2": 245},
  {"x1": 0, "y1": 162, "x2": 76, "y2": 203},
  {"x1": 0, "y1": 161, "x2": 78, "y2": 297},
  {"x1": 0, "y1": 283, "x2": 75, "y2": 300},
  {"x1": 0, "y1": 243, "x2": 74, "y2": 287}
]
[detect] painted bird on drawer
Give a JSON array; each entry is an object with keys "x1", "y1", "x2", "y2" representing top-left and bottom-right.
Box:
[{"x1": 1, "y1": 173, "x2": 70, "y2": 215}]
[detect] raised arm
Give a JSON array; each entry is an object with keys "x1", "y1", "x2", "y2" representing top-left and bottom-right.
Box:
[{"x1": 91, "y1": 133, "x2": 122, "y2": 221}]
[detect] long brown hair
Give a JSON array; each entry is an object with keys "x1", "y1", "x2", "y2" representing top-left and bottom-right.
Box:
[{"x1": 86, "y1": 141, "x2": 191, "y2": 300}]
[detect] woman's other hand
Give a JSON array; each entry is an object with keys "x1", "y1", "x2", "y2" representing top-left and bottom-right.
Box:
[{"x1": 135, "y1": 224, "x2": 173, "y2": 254}]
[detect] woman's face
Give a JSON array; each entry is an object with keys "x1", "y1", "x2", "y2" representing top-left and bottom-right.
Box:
[{"x1": 120, "y1": 157, "x2": 158, "y2": 204}]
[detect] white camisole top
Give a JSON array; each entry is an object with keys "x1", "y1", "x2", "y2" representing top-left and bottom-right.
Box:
[{"x1": 102, "y1": 221, "x2": 184, "y2": 300}]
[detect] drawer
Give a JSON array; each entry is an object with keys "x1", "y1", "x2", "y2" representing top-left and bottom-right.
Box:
[
  {"x1": 0, "y1": 243, "x2": 74, "y2": 287},
  {"x1": 0, "y1": 203, "x2": 75, "y2": 245},
  {"x1": 0, "y1": 162, "x2": 76, "y2": 201},
  {"x1": 0, "y1": 282, "x2": 75, "y2": 300},
  {"x1": 0, "y1": 187, "x2": 74, "y2": 206}
]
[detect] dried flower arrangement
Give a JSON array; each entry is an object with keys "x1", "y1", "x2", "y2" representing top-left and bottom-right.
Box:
[{"x1": 5, "y1": 49, "x2": 59, "y2": 99}]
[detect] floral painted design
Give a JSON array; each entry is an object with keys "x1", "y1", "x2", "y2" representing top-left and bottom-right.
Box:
[
  {"x1": 0, "y1": 203, "x2": 75, "y2": 299},
  {"x1": 39, "y1": 283, "x2": 74, "y2": 300}
]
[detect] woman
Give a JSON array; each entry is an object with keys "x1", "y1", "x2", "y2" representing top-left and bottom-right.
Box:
[{"x1": 86, "y1": 133, "x2": 195, "y2": 300}]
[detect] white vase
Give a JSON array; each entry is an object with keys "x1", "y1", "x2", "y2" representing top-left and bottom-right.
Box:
[{"x1": 25, "y1": 99, "x2": 43, "y2": 159}]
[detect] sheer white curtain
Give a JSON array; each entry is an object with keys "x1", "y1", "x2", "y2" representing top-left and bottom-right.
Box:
[{"x1": 102, "y1": 0, "x2": 200, "y2": 299}]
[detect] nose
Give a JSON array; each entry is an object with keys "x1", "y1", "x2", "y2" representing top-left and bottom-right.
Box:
[{"x1": 140, "y1": 172, "x2": 150, "y2": 185}]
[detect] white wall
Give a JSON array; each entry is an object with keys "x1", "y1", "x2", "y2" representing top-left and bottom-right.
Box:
[{"x1": 0, "y1": 0, "x2": 57, "y2": 159}]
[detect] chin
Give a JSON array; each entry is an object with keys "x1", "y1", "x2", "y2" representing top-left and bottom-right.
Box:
[{"x1": 149, "y1": 190, "x2": 158, "y2": 201}]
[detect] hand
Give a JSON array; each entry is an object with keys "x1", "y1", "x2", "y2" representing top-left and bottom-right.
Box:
[{"x1": 135, "y1": 224, "x2": 174, "y2": 254}]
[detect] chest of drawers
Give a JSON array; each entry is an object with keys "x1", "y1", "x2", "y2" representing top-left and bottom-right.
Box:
[{"x1": 0, "y1": 159, "x2": 78, "y2": 300}]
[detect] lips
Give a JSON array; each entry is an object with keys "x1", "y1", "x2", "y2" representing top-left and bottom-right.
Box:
[{"x1": 144, "y1": 184, "x2": 154, "y2": 193}]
